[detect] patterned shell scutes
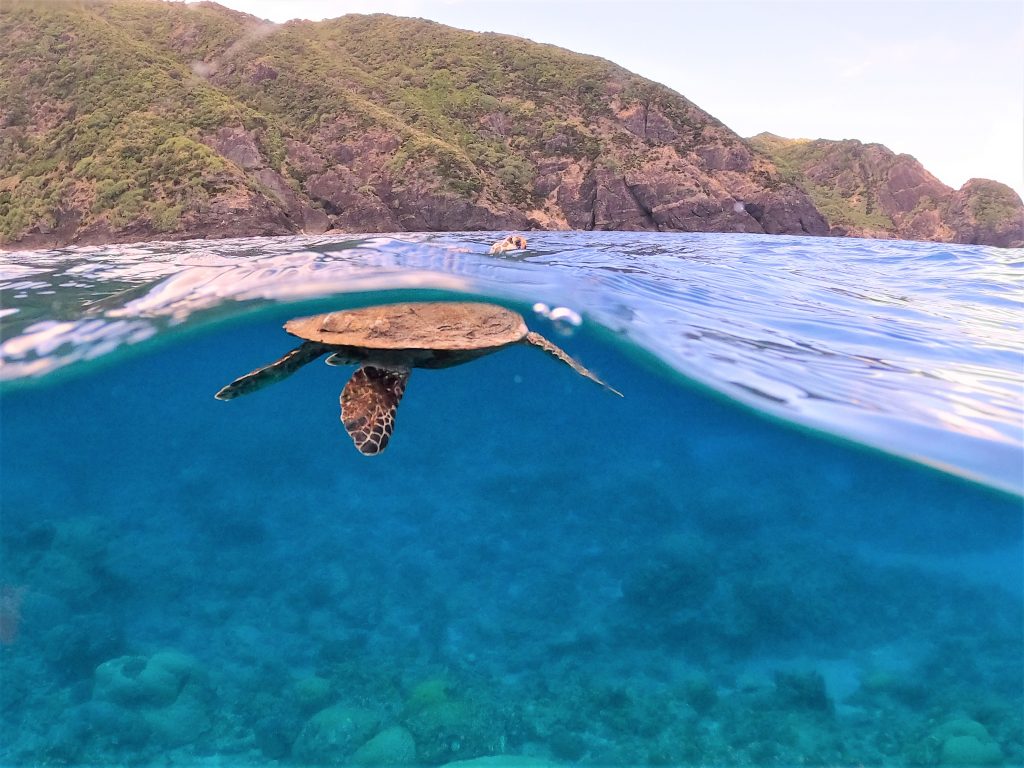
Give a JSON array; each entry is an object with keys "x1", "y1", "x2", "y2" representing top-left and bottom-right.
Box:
[{"x1": 284, "y1": 302, "x2": 528, "y2": 351}]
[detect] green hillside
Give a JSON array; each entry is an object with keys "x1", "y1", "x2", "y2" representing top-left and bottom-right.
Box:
[
  {"x1": 1, "y1": 1, "x2": 273, "y2": 237},
  {"x1": 1, "y1": 1, "x2": 1019, "y2": 247}
]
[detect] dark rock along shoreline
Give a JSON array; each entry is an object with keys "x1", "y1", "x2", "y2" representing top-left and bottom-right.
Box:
[{"x1": 1, "y1": 0, "x2": 1021, "y2": 249}]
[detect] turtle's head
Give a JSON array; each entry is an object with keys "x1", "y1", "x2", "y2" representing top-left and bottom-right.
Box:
[{"x1": 325, "y1": 352, "x2": 358, "y2": 367}]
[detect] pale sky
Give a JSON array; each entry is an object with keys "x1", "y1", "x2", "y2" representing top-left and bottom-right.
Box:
[{"x1": 193, "y1": 0, "x2": 1023, "y2": 198}]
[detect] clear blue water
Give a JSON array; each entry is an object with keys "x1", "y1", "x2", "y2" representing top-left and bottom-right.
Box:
[{"x1": 1, "y1": 232, "x2": 1021, "y2": 767}]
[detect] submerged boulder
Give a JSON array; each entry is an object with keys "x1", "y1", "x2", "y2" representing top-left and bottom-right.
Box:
[
  {"x1": 401, "y1": 681, "x2": 503, "y2": 765},
  {"x1": 931, "y1": 719, "x2": 1004, "y2": 766},
  {"x1": 941, "y1": 735, "x2": 1003, "y2": 766},
  {"x1": 91, "y1": 650, "x2": 212, "y2": 748},
  {"x1": 292, "y1": 674, "x2": 333, "y2": 714},
  {"x1": 293, "y1": 704, "x2": 381, "y2": 764},
  {"x1": 351, "y1": 725, "x2": 417, "y2": 765},
  {"x1": 95, "y1": 654, "x2": 184, "y2": 708}
]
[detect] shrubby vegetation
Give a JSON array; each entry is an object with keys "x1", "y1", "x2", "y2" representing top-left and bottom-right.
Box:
[
  {"x1": 0, "y1": 0, "x2": 273, "y2": 239},
  {"x1": 751, "y1": 137, "x2": 895, "y2": 232},
  {"x1": 1, "y1": 0, "x2": 681, "y2": 242},
  {"x1": 965, "y1": 180, "x2": 1020, "y2": 227}
]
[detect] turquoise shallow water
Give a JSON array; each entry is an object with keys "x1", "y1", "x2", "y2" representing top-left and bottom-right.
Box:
[{"x1": 0, "y1": 232, "x2": 1021, "y2": 766}]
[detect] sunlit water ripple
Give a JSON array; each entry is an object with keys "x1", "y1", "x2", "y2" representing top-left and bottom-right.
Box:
[{"x1": 2, "y1": 231, "x2": 1021, "y2": 493}]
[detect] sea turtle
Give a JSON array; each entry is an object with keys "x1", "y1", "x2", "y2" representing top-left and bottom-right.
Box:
[
  {"x1": 215, "y1": 301, "x2": 621, "y2": 455},
  {"x1": 488, "y1": 235, "x2": 528, "y2": 254}
]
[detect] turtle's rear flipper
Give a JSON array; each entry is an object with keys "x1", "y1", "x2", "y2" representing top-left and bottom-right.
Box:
[
  {"x1": 215, "y1": 341, "x2": 330, "y2": 400},
  {"x1": 340, "y1": 365, "x2": 409, "y2": 455},
  {"x1": 524, "y1": 331, "x2": 622, "y2": 397}
]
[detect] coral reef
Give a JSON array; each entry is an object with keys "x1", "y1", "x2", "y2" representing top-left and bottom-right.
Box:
[{"x1": 0, "y1": 322, "x2": 1020, "y2": 766}]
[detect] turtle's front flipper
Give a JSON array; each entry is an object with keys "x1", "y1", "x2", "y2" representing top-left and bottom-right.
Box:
[
  {"x1": 340, "y1": 365, "x2": 409, "y2": 455},
  {"x1": 523, "y1": 331, "x2": 622, "y2": 397},
  {"x1": 215, "y1": 341, "x2": 331, "y2": 400}
]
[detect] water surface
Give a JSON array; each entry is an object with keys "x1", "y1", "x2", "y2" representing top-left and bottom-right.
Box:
[{"x1": 1, "y1": 232, "x2": 1021, "y2": 766}]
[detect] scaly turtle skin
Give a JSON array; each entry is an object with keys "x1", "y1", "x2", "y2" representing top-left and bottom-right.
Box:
[{"x1": 216, "y1": 301, "x2": 620, "y2": 455}]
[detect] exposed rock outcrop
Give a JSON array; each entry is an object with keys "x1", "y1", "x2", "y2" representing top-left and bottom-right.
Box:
[
  {"x1": 749, "y1": 134, "x2": 1023, "y2": 247},
  {"x1": 946, "y1": 179, "x2": 1024, "y2": 248}
]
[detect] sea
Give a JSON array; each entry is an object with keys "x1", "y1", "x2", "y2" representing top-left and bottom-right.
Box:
[{"x1": 1, "y1": 231, "x2": 1021, "y2": 767}]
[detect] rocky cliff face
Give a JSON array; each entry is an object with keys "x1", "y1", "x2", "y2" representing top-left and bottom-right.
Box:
[
  {"x1": 0, "y1": 1, "x2": 1017, "y2": 248},
  {"x1": 944, "y1": 179, "x2": 1024, "y2": 248},
  {"x1": 749, "y1": 134, "x2": 1023, "y2": 248}
]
